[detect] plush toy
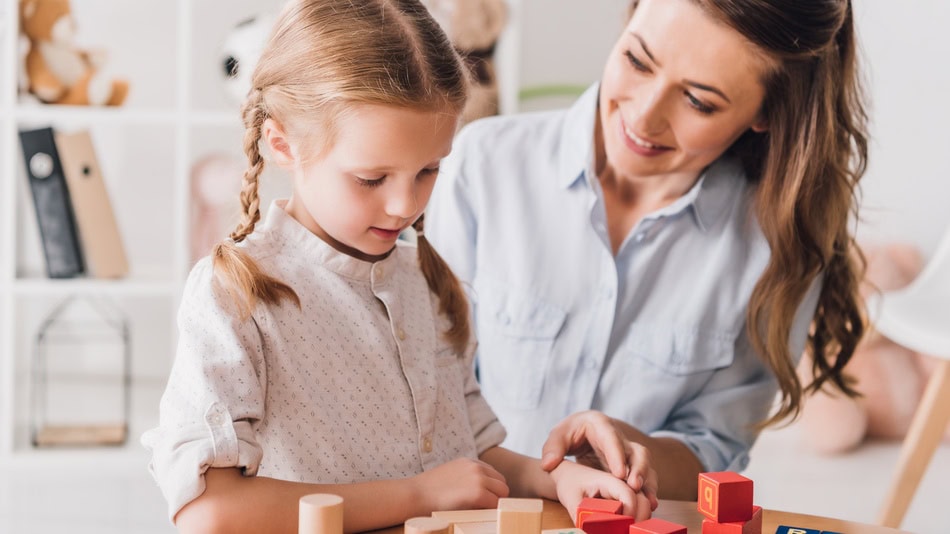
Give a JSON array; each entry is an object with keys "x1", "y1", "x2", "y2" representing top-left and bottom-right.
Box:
[
  {"x1": 190, "y1": 154, "x2": 245, "y2": 264},
  {"x1": 797, "y1": 242, "x2": 950, "y2": 454},
  {"x1": 19, "y1": 0, "x2": 128, "y2": 106},
  {"x1": 219, "y1": 14, "x2": 275, "y2": 106},
  {"x1": 422, "y1": 0, "x2": 508, "y2": 124}
]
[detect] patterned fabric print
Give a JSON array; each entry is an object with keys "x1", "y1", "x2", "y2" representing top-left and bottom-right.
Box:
[{"x1": 142, "y1": 200, "x2": 506, "y2": 519}]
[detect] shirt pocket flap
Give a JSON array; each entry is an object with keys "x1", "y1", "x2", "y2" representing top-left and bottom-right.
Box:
[
  {"x1": 478, "y1": 284, "x2": 566, "y2": 339},
  {"x1": 629, "y1": 325, "x2": 735, "y2": 375}
]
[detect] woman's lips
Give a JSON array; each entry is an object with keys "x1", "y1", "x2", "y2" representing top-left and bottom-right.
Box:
[{"x1": 619, "y1": 117, "x2": 672, "y2": 157}]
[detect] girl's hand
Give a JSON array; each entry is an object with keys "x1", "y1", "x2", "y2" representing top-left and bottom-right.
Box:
[
  {"x1": 550, "y1": 460, "x2": 653, "y2": 522},
  {"x1": 412, "y1": 458, "x2": 510, "y2": 511},
  {"x1": 540, "y1": 410, "x2": 658, "y2": 510}
]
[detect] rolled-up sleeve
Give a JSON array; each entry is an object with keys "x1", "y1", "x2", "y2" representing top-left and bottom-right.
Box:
[
  {"x1": 141, "y1": 259, "x2": 266, "y2": 521},
  {"x1": 651, "y1": 276, "x2": 824, "y2": 472}
]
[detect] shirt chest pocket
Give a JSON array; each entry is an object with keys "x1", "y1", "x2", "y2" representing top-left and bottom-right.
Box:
[
  {"x1": 474, "y1": 282, "x2": 566, "y2": 410},
  {"x1": 623, "y1": 323, "x2": 736, "y2": 376}
]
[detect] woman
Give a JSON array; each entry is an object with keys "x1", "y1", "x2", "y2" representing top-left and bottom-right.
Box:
[{"x1": 427, "y1": 0, "x2": 867, "y2": 500}]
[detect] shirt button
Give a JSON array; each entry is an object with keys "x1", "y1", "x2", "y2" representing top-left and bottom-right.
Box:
[
  {"x1": 603, "y1": 286, "x2": 615, "y2": 299},
  {"x1": 396, "y1": 328, "x2": 406, "y2": 340},
  {"x1": 375, "y1": 265, "x2": 384, "y2": 278},
  {"x1": 585, "y1": 358, "x2": 598, "y2": 371},
  {"x1": 422, "y1": 437, "x2": 433, "y2": 453},
  {"x1": 634, "y1": 233, "x2": 646, "y2": 242},
  {"x1": 497, "y1": 312, "x2": 511, "y2": 325}
]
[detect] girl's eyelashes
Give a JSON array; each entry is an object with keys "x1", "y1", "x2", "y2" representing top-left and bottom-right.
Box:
[
  {"x1": 355, "y1": 167, "x2": 439, "y2": 189},
  {"x1": 624, "y1": 50, "x2": 650, "y2": 72},
  {"x1": 355, "y1": 176, "x2": 385, "y2": 188}
]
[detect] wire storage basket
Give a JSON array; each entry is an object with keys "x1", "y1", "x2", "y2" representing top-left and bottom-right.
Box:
[{"x1": 31, "y1": 295, "x2": 131, "y2": 447}]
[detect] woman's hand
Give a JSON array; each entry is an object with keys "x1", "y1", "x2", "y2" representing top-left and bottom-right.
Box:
[
  {"x1": 550, "y1": 460, "x2": 653, "y2": 523},
  {"x1": 541, "y1": 410, "x2": 658, "y2": 510},
  {"x1": 412, "y1": 458, "x2": 510, "y2": 511}
]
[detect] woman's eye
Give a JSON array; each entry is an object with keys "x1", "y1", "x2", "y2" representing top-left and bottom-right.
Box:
[
  {"x1": 685, "y1": 92, "x2": 716, "y2": 115},
  {"x1": 624, "y1": 50, "x2": 650, "y2": 72},
  {"x1": 356, "y1": 176, "x2": 385, "y2": 188}
]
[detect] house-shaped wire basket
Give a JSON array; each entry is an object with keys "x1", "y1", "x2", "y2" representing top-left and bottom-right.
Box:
[{"x1": 31, "y1": 295, "x2": 131, "y2": 447}]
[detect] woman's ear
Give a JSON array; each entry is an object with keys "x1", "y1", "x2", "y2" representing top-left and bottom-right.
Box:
[
  {"x1": 262, "y1": 118, "x2": 296, "y2": 168},
  {"x1": 751, "y1": 112, "x2": 768, "y2": 133}
]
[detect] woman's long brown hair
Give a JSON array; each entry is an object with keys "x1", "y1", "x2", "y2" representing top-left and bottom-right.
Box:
[{"x1": 630, "y1": 0, "x2": 869, "y2": 426}]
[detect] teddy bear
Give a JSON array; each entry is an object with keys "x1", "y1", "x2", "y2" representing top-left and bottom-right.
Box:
[
  {"x1": 796, "y1": 242, "x2": 950, "y2": 454},
  {"x1": 19, "y1": 0, "x2": 128, "y2": 106},
  {"x1": 422, "y1": 0, "x2": 508, "y2": 124}
]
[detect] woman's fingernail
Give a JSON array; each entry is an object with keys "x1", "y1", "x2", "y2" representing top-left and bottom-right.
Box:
[{"x1": 637, "y1": 475, "x2": 644, "y2": 489}]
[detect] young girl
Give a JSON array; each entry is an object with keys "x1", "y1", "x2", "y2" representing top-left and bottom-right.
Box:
[{"x1": 142, "y1": 1, "x2": 653, "y2": 532}]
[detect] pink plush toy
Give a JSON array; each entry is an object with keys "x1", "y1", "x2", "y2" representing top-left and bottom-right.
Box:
[
  {"x1": 797, "y1": 242, "x2": 950, "y2": 454},
  {"x1": 189, "y1": 154, "x2": 244, "y2": 264}
]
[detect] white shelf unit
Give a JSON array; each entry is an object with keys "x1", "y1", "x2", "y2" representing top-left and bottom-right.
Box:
[{"x1": 0, "y1": 0, "x2": 285, "y2": 469}]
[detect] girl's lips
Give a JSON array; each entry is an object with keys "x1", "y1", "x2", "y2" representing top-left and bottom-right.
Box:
[
  {"x1": 619, "y1": 117, "x2": 672, "y2": 157},
  {"x1": 370, "y1": 227, "x2": 402, "y2": 240}
]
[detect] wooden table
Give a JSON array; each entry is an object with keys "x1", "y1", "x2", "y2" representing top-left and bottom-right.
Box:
[{"x1": 372, "y1": 500, "x2": 910, "y2": 534}]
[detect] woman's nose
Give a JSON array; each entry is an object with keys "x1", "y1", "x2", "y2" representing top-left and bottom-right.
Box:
[{"x1": 629, "y1": 88, "x2": 669, "y2": 137}]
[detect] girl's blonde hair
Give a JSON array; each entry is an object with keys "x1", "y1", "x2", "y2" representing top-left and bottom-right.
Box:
[
  {"x1": 629, "y1": 0, "x2": 868, "y2": 427},
  {"x1": 212, "y1": 0, "x2": 471, "y2": 353}
]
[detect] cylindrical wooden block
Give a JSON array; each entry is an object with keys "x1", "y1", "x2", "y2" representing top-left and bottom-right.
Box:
[
  {"x1": 405, "y1": 516, "x2": 451, "y2": 534},
  {"x1": 299, "y1": 494, "x2": 344, "y2": 534}
]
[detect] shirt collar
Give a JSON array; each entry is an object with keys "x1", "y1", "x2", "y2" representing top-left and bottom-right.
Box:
[
  {"x1": 255, "y1": 199, "x2": 401, "y2": 280},
  {"x1": 557, "y1": 82, "x2": 600, "y2": 189}
]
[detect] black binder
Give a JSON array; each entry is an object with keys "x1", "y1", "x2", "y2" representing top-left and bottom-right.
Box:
[{"x1": 19, "y1": 127, "x2": 85, "y2": 278}]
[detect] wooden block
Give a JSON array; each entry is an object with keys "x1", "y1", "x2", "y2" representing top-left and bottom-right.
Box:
[
  {"x1": 577, "y1": 513, "x2": 635, "y2": 534},
  {"x1": 576, "y1": 498, "x2": 623, "y2": 527},
  {"x1": 406, "y1": 517, "x2": 451, "y2": 534},
  {"x1": 298, "y1": 494, "x2": 343, "y2": 534},
  {"x1": 697, "y1": 471, "x2": 753, "y2": 523},
  {"x1": 774, "y1": 527, "x2": 820, "y2": 534},
  {"x1": 629, "y1": 518, "x2": 688, "y2": 534},
  {"x1": 498, "y1": 498, "x2": 543, "y2": 534},
  {"x1": 700, "y1": 506, "x2": 762, "y2": 534},
  {"x1": 432, "y1": 510, "x2": 498, "y2": 534},
  {"x1": 455, "y1": 521, "x2": 498, "y2": 534}
]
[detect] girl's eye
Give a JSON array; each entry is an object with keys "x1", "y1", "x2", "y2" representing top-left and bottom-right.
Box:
[
  {"x1": 685, "y1": 92, "x2": 716, "y2": 115},
  {"x1": 419, "y1": 167, "x2": 440, "y2": 178},
  {"x1": 356, "y1": 176, "x2": 385, "y2": 188},
  {"x1": 624, "y1": 50, "x2": 650, "y2": 72}
]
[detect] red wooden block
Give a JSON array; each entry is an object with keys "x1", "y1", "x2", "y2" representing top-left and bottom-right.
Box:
[
  {"x1": 629, "y1": 518, "x2": 687, "y2": 534},
  {"x1": 700, "y1": 506, "x2": 762, "y2": 534},
  {"x1": 576, "y1": 498, "x2": 624, "y2": 527},
  {"x1": 696, "y1": 471, "x2": 753, "y2": 523},
  {"x1": 577, "y1": 513, "x2": 635, "y2": 534}
]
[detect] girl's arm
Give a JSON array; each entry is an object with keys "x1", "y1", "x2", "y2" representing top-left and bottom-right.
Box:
[
  {"x1": 479, "y1": 446, "x2": 651, "y2": 522},
  {"x1": 176, "y1": 458, "x2": 510, "y2": 534}
]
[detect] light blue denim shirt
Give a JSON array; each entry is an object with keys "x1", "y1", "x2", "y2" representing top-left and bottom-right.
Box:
[{"x1": 427, "y1": 84, "x2": 821, "y2": 472}]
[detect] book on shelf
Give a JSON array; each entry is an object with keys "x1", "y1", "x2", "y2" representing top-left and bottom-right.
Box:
[
  {"x1": 54, "y1": 130, "x2": 129, "y2": 278},
  {"x1": 18, "y1": 127, "x2": 85, "y2": 278},
  {"x1": 18, "y1": 126, "x2": 129, "y2": 279}
]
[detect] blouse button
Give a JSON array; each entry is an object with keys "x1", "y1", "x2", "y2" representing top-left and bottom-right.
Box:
[
  {"x1": 422, "y1": 436, "x2": 433, "y2": 453},
  {"x1": 375, "y1": 265, "x2": 385, "y2": 279},
  {"x1": 397, "y1": 328, "x2": 406, "y2": 341}
]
